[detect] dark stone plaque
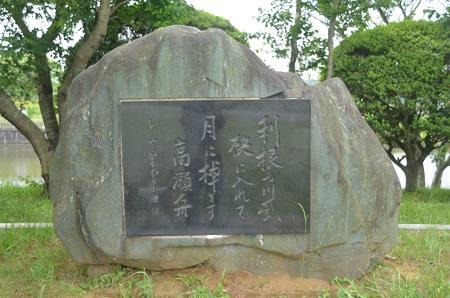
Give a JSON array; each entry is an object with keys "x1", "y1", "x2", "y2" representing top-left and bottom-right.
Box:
[{"x1": 120, "y1": 99, "x2": 310, "y2": 236}]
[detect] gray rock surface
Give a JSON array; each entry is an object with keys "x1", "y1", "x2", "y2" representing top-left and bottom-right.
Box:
[{"x1": 50, "y1": 25, "x2": 401, "y2": 279}]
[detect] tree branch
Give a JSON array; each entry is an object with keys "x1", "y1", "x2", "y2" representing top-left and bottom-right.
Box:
[
  {"x1": 0, "y1": 89, "x2": 52, "y2": 166},
  {"x1": 422, "y1": 138, "x2": 434, "y2": 156},
  {"x1": 385, "y1": 144, "x2": 406, "y2": 170},
  {"x1": 432, "y1": 150, "x2": 450, "y2": 187},
  {"x1": 309, "y1": 13, "x2": 327, "y2": 26},
  {"x1": 42, "y1": 1, "x2": 65, "y2": 44},
  {"x1": 326, "y1": 0, "x2": 341, "y2": 79},
  {"x1": 398, "y1": 2, "x2": 408, "y2": 18},
  {"x1": 111, "y1": 0, "x2": 130, "y2": 15},
  {"x1": 408, "y1": 0, "x2": 422, "y2": 18},
  {"x1": 376, "y1": 7, "x2": 390, "y2": 24},
  {"x1": 7, "y1": 3, "x2": 35, "y2": 40},
  {"x1": 58, "y1": 0, "x2": 112, "y2": 120},
  {"x1": 288, "y1": 0, "x2": 302, "y2": 73},
  {"x1": 33, "y1": 51, "x2": 60, "y2": 148},
  {"x1": 432, "y1": 137, "x2": 449, "y2": 150},
  {"x1": 441, "y1": 156, "x2": 450, "y2": 168}
]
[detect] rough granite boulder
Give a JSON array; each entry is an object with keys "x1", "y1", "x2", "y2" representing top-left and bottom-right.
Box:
[{"x1": 50, "y1": 25, "x2": 401, "y2": 279}]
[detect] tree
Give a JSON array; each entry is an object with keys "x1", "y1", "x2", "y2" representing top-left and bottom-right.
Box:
[
  {"x1": 0, "y1": 55, "x2": 37, "y2": 103},
  {"x1": 0, "y1": 0, "x2": 246, "y2": 189},
  {"x1": 256, "y1": 0, "x2": 370, "y2": 77},
  {"x1": 429, "y1": 5, "x2": 450, "y2": 189},
  {"x1": 333, "y1": 20, "x2": 450, "y2": 192},
  {"x1": 316, "y1": 0, "x2": 371, "y2": 78},
  {"x1": 372, "y1": 1, "x2": 448, "y2": 186},
  {"x1": 432, "y1": 146, "x2": 450, "y2": 188},
  {"x1": 256, "y1": 0, "x2": 325, "y2": 75},
  {"x1": 78, "y1": 0, "x2": 248, "y2": 66},
  {"x1": 372, "y1": 0, "x2": 424, "y2": 24}
]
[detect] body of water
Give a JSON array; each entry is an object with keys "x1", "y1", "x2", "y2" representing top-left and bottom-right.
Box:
[
  {"x1": 0, "y1": 144, "x2": 42, "y2": 184},
  {"x1": 0, "y1": 144, "x2": 448, "y2": 188}
]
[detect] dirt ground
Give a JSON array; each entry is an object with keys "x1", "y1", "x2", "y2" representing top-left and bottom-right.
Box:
[
  {"x1": 90, "y1": 266, "x2": 334, "y2": 297},
  {"x1": 154, "y1": 267, "x2": 334, "y2": 297}
]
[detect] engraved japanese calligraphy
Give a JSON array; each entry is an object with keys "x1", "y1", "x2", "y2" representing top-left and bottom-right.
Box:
[{"x1": 120, "y1": 99, "x2": 310, "y2": 236}]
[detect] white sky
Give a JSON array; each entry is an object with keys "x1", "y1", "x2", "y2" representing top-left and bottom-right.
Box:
[
  {"x1": 186, "y1": 0, "x2": 290, "y2": 74},
  {"x1": 5, "y1": 0, "x2": 447, "y2": 80},
  {"x1": 185, "y1": 0, "x2": 446, "y2": 80}
]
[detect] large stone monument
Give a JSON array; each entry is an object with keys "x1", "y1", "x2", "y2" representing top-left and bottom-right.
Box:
[{"x1": 50, "y1": 25, "x2": 401, "y2": 279}]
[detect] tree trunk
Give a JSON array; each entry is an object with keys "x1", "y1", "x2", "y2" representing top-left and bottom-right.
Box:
[
  {"x1": 417, "y1": 162, "x2": 425, "y2": 188},
  {"x1": 288, "y1": 1, "x2": 302, "y2": 73},
  {"x1": 376, "y1": 7, "x2": 390, "y2": 24},
  {"x1": 0, "y1": 89, "x2": 53, "y2": 190},
  {"x1": 432, "y1": 155, "x2": 450, "y2": 188},
  {"x1": 34, "y1": 51, "x2": 60, "y2": 149},
  {"x1": 326, "y1": 9, "x2": 338, "y2": 79},
  {"x1": 404, "y1": 161, "x2": 419, "y2": 192},
  {"x1": 288, "y1": 30, "x2": 299, "y2": 74}
]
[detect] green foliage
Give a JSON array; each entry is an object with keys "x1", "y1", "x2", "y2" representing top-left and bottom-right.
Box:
[
  {"x1": 25, "y1": 101, "x2": 43, "y2": 121},
  {"x1": 0, "y1": 1, "x2": 82, "y2": 70},
  {"x1": 425, "y1": 4, "x2": 450, "y2": 25},
  {"x1": 0, "y1": 54, "x2": 36, "y2": 102},
  {"x1": 334, "y1": 20, "x2": 450, "y2": 188},
  {"x1": 0, "y1": 0, "x2": 246, "y2": 113},
  {"x1": 86, "y1": 0, "x2": 247, "y2": 64},
  {"x1": 255, "y1": 0, "x2": 326, "y2": 73},
  {"x1": 256, "y1": 0, "x2": 374, "y2": 74},
  {"x1": 334, "y1": 20, "x2": 449, "y2": 144},
  {"x1": 432, "y1": 146, "x2": 449, "y2": 164},
  {"x1": 316, "y1": 0, "x2": 370, "y2": 35}
]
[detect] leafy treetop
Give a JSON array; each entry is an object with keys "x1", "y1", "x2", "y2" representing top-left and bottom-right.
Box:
[{"x1": 333, "y1": 19, "x2": 450, "y2": 191}]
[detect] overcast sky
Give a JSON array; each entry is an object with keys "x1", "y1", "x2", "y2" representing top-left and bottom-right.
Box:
[
  {"x1": 185, "y1": 0, "x2": 446, "y2": 79},
  {"x1": 186, "y1": 0, "x2": 291, "y2": 75},
  {"x1": 7, "y1": 0, "x2": 446, "y2": 80}
]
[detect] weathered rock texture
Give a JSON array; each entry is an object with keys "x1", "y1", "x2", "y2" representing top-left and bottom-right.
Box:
[{"x1": 50, "y1": 25, "x2": 401, "y2": 279}]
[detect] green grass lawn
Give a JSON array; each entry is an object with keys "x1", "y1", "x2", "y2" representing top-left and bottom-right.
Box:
[
  {"x1": 1, "y1": 184, "x2": 448, "y2": 225},
  {"x1": 400, "y1": 188, "x2": 450, "y2": 224},
  {"x1": 0, "y1": 184, "x2": 449, "y2": 297},
  {"x1": 0, "y1": 183, "x2": 52, "y2": 222}
]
